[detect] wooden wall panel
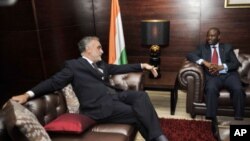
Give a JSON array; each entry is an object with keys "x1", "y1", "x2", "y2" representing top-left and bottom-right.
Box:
[
  {"x1": 0, "y1": 31, "x2": 43, "y2": 80},
  {"x1": 200, "y1": 0, "x2": 250, "y2": 54},
  {"x1": 0, "y1": 0, "x2": 95, "y2": 106},
  {"x1": 35, "y1": 0, "x2": 95, "y2": 76},
  {"x1": 0, "y1": 0, "x2": 43, "y2": 106},
  {"x1": 39, "y1": 25, "x2": 94, "y2": 76},
  {"x1": 34, "y1": 0, "x2": 94, "y2": 29},
  {"x1": 1, "y1": 0, "x2": 250, "y2": 106},
  {"x1": 118, "y1": 0, "x2": 201, "y2": 71},
  {"x1": 93, "y1": 0, "x2": 110, "y2": 58},
  {"x1": 0, "y1": 31, "x2": 44, "y2": 105},
  {"x1": 0, "y1": 0, "x2": 36, "y2": 31}
]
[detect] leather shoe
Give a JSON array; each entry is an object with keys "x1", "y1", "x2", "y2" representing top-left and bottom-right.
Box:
[
  {"x1": 211, "y1": 118, "x2": 219, "y2": 139},
  {"x1": 153, "y1": 134, "x2": 169, "y2": 141}
]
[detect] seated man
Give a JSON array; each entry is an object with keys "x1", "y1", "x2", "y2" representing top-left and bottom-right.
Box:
[
  {"x1": 186, "y1": 27, "x2": 246, "y2": 121},
  {"x1": 11, "y1": 36, "x2": 168, "y2": 141}
]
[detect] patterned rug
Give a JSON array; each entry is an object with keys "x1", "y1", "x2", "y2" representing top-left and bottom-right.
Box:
[{"x1": 160, "y1": 118, "x2": 217, "y2": 141}]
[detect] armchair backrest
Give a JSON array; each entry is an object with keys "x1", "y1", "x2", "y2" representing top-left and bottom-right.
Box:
[
  {"x1": 24, "y1": 92, "x2": 67, "y2": 126},
  {"x1": 237, "y1": 53, "x2": 250, "y2": 85}
]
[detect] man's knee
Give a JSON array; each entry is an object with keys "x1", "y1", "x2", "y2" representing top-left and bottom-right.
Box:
[
  {"x1": 230, "y1": 83, "x2": 243, "y2": 92},
  {"x1": 205, "y1": 85, "x2": 219, "y2": 93},
  {"x1": 134, "y1": 91, "x2": 150, "y2": 101}
]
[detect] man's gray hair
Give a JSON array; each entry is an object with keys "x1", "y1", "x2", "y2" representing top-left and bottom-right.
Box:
[{"x1": 78, "y1": 36, "x2": 99, "y2": 53}]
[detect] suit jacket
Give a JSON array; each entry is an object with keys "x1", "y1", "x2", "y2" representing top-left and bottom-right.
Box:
[
  {"x1": 186, "y1": 43, "x2": 240, "y2": 76},
  {"x1": 31, "y1": 57, "x2": 142, "y2": 119}
]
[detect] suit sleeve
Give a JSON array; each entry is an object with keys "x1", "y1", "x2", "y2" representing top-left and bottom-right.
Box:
[
  {"x1": 105, "y1": 63, "x2": 142, "y2": 75},
  {"x1": 224, "y1": 45, "x2": 241, "y2": 71},
  {"x1": 186, "y1": 45, "x2": 203, "y2": 63},
  {"x1": 31, "y1": 62, "x2": 74, "y2": 97}
]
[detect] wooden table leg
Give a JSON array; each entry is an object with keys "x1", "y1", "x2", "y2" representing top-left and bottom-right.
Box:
[{"x1": 170, "y1": 89, "x2": 178, "y2": 115}]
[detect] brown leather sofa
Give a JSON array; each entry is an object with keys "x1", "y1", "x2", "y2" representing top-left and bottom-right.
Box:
[
  {"x1": 178, "y1": 53, "x2": 250, "y2": 118},
  {"x1": 0, "y1": 72, "x2": 143, "y2": 141}
]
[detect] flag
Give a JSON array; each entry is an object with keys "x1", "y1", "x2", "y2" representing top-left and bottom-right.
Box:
[{"x1": 108, "y1": 0, "x2": 127, "y2": 65}]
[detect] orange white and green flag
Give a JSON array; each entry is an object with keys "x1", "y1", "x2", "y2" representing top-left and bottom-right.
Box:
[{"x1": 108, "y1": 0, "x2": 127, "y2": 65}]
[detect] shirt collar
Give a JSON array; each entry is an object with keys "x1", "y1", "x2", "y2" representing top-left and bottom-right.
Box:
[
  {"x1": 82, "y1": 56, "x2": 93, "y2": 65},
  {"x1": 210, "y1": 43, "x2": 219, "y2": 48}
]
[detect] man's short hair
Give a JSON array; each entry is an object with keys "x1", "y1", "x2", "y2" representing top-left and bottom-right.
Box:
[
  {"x1": 208, "y1": 27, "x2": 220, "y2": 35},
  {"x1": 78, "y1": 36, "x2": 99, "y2": 53}
]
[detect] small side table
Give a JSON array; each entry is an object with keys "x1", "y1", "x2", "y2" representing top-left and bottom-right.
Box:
[{"x1": 143, "y1": 71, "x2": 179, "y2": 115}]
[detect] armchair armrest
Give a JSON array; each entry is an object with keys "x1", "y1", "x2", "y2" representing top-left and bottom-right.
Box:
[
  {"x1": 178, "y1": 60, "x2": 204, "y2": 89},
  {"x1": 110, "y1": 72, "x2": 144, "y2": 91},
  {"x1": 0, "y1": 110, "x2": 11, "y2": 141},
  {"x1": 178, "y1": 60, "x2": 205, "y2": 113},
  {"x1": 237, "y1": 53, "x2": 250, "y2": 86},
  {"x1": 0, "y1": 111, "x2": 5, "y2": 140}
]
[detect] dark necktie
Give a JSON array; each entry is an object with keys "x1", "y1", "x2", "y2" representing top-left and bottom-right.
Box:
[
  {"x1": 92, "y1": 63, "x2": 118, "y2": 94},
  {"x1": 211, "y1": 47, "x2": 218, "y2": 64},
  {"x1": 92, "y1": 63, "x2": 103, "y2": 75}
]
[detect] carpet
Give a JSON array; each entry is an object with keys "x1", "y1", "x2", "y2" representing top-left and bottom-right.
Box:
[{"x1": 160, "y1": 118, "x2": 217, "y2": 141}]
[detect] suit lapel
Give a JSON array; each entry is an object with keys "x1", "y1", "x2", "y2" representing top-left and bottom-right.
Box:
[
  {"x1": 204, "y1": 44, "x2": 211, "y2": 61},
  {"x1": 218, "y1": 43, "x2": 225, "y2": 62},
  {"x1": 79, "y1": 58, "x2": 103, "y2": 79},
  {"x1": 97, "y1": 62, "x2": 109, "y2": 75},
  {"x1": 204, "y1": 44, "x2": 225, "y2": 62},
  {"x1": 96, "y1": 61, "x2": 109, "y2": 81}
]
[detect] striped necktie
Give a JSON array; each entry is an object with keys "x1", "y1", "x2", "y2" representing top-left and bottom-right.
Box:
[
  {"x1": 92, "y1": 63, "x2": 103, "y2": 75},
  {"x1": 92, "y1": 63, "x2": 118, "y2": 94}
]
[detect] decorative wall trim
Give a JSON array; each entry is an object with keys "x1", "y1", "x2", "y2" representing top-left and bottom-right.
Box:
[{"x1": 225, "y1": 0, "x2": 250, "y2": 8}]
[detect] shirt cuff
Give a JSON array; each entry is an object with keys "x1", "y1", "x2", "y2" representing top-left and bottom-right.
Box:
[
  {"x1": 197, "y1": 59, "x2": 204, "y2": 65},
  {"x1": 26, "y1": 90, "x2": 35, "y2": 98},
  {"x1": 219, "y1": 64, "x2": 228, "y2": 73}
]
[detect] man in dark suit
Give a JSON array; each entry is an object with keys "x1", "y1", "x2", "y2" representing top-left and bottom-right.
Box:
[
  {"x1": 11, "y1": 36, "x2": 168, "y2": 141},
  {"x1": 186, "y1": 27, "x2": 245, "y2": 121}
]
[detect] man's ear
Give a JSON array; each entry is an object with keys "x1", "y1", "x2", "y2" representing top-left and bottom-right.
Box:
[{"x1": 85, "y1": 46, "x2": 90, "y2": 53}]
